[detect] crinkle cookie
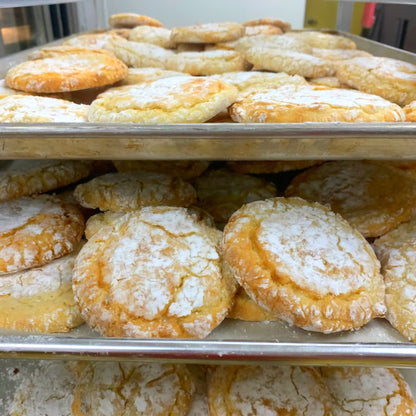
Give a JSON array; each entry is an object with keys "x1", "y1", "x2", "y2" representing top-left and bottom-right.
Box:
[
  {"x1": 118, "y1": 67, "x2": 189, "y2": 86},
  {"x1": 108, "y1": 12, "x2": 164, "y2": 28},
  {"x1": 74, "y1": 171, "x2": 197, "y2": 212},
  {"x1": 221, "y1": 197, "x2": 386, "y2": 333},
  {"x1": 88, "y1": 76, "x2": 238, "y2": 123},
  {"x1": 337, "y1": 56, "x2": 416, "y2": 106},
  {"x1": 208, "y1": 365, "x2": 333, "y2": 415},
  {"x1": 285, "y1": 31, "x2": 357, "y2": 49},
  {"x1": 312, "y1": 47, "x2": 372, "y2": 61},
  {"x1": 320, "y1": 367, "x2": 416, "y2": 415},
  {"x1": 0, "y1": 195, "x2": 84, "y2": 274},
  {"x1": 0, "y1": 159, "x2": 92, "y2": 202},
  {"x1": 73, "y1": 206, "x2": 235, "y2": 338},
  {"x1": 285, "y1": 160, "x2": 416, "y2": 237},
  {"x1": 244, "y1": 24, "x2": 283, "y2": 36},
  {"x1": 62, "y1": 32, "x2": 122, "y2": 50},
  {"x1": 404, "y1": 100, "x2": 416, "y2": 122},
  {"x1": 6, "y1": 47, "x2": 128, "y2": 93},
  {"x1": 309, "y1": 76, "x2": 351, "y2": 89},
  {"x1": 229, "y1": 84, "x2": 406, "y2": 123},
  {"x1": 0, "y1": 244, "x2": 84, "y2": 333},
  {"x1": 84, "y1": 211, "x2": 124, "y2": 240},
  {"x1": 129, "y1": 25, "x2": 176, "y2": 48},
  {"x1": 170, "y1": 22, "x2": 245, "y2": 44},
  {"x1": 242, "y1": 17, "x2": 292, "y2": 32}
]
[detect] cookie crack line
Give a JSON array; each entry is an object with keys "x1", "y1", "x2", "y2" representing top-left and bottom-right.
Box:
[
  {"x1": 289, "y1": 367, "x2": 309, "y2": 415},
  {"x1": 141, "y1": 219, "x2": 200, "y2": 238}
]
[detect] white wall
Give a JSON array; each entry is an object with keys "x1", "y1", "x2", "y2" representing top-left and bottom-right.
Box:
[{"x1": 104, "y1": 0, "x2": 306, "y2": 29}]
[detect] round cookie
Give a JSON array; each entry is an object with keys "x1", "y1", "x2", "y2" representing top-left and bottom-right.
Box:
[
  {"x1": 0, "y1": 159, "x2": 92, "y2": 202},
  {"x1": 336, "y1": 56, "x2": 416, "y2": 106},
  {"x1": 0, "y1": 244, "x2": 84, "y2": 333},
  {"x1": 88, "y1": 76, "x2": 238, "y2": 123},
  {"x1": 5, "y1": 47, "x2": 128, "y2": 93},
  {"x1": 118, "y1": 67, "x2": 189, "y2": 86},
  {"x1": 227, "y1": 160, "x2": 322, "y2": 174},
  {"x1": 72, "y1": 361, "x2": 194, "y2": 416},
  {"x1": 108, "y1": 12, "x2": 164, "y2": 28},
  {"x1": 242, "y1": 17, "x2": 292, "y2": 32},
  {"x1": 244, "y1": 24, "x2": 283, "y2": 36},
  {"x1": 166, "y1": 50, "x2": 250, "y2": 76},
  {"x1": 170, "y1": 22, "x2": 245, "y2": 44},
  {"x1": 84, "y1": 211, "x2": 125, "y2": 240},
  {"x1": 229, "y1": 84, "x2": 406, "y2": 123},
  {"x1": 312, "y1": 47, "x2": 372, "y2": 61},
  {"x1": 320, "y1": 367, "x2": 416, "y2": 415},
  {"x1": 285, "y1": 160, "x2": 416, "y2": 237},
  {"x1": 62, "y1": 32, "x2": 122, "y2": 50},
  {"x1": 208, "y1": 365, "x2": 333, "y2": 415},
  {"x1": 73, "y1": 206, "x2": 235, "y2": 338},
  {"x1": 73, "y1": 171, "x2": 197, "y2": 212},
  {"x1": 0, "y1": 195, "x2": 84, "y2": 274},
  {"x1": 404, "y1": 100, "x2": 416, "y2": 122},
  {"x1": 373, "y1": 220, "x2": 416, "y2": 343},
  {"x1": 221, "y1": 197, "x2": 386, "y2": 333},
  {"x1": 0, "y1": 95, "x2": 89, "y2": 122},
  {"x1": 285, "y1": 31, "x2": 357, "y2": 49},
  {"x1": 112, "y1": 160, "x2": 210, "y2": 180},
  {"x1": 129, "y1": 25, "x2": 176, "y2": 48}
]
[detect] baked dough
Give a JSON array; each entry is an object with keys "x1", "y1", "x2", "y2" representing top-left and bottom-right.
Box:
[
  {"x1": 129, "y1": 25, "x2": 176, "y2": 48},
  {"x1": 221, "y1": 197, "x2": 386, "y2": 333},
  {"x1": 73, "y1": 206, "x2": 234, "y2": 338},
  {"x1": 241, "y1": 17, "x2": 292, "y2": 32},
  {"x1": 229, "y1": 84, "x2": 406, "y2": 123},
  {"x1": 108, "y1": 12, "x2": 164, "y2": 28},
  {"x1": 285, "y1": 31, "x2": 357, "y2": 49},
  {"x1": 404, "y1": 100, "x2": 416, "y2": 122},
  {"x1": 88, "y1": 76, "x2": 238, "y2": 123},
  {"x1": 84, "y1": 211, "x2": 124, "y2": 240},
  {"x1": 244, "y1": 24, "x2": 283, "y2": 36},
  {"x1": 118, "y1": 67, "x2": 188, "y2": 86}
]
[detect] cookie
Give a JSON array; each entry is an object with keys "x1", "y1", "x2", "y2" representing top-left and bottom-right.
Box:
[
  {"x1": 118, "y1": 67, "x2": 188, "y2": 85},
  {"x1": 285, "y1": 160, "x2": 416, "y2": 237},
  {"x1": 112, "y1": 160, "x2": 210, "y2": 180},
  {"x1": 84, "y1": 211, "x2": 124, "y2": 240},
  {"x1": 62, "y1": 32, "x2": 121, "y2": 50},
  {"x1": 194, "y1": 168, "x2": 277, "y2": 227},
  {"x1": 373, "y1": 220, "x2": 416, "y2": 343},
  {"x1": 6, "y1": 47, "x2": 128, "y2": 93},
  {"x1": 72, "y1": 361, "x2": 194, "y2": 416},
  {"x1": 0, "y1": 195, "x2": 84, "y2": 274},
  {"x1": 309, "y1": 76, "x2": 351, "y2": 88},
  {"x1": 73, "y1": 206, "x2": 235, "y2": 338},
  {"x1": 320, "y1": 367, "x2": 416, "y2": 415},
  {"x1": 187, "y1": 365, "x2": 209, "y2": 416},
  {"x1": 244, "y1": 47, "x2": 336, "y2": 78},
  {"x1": 0, "y1": 244, "x2": 84, "y2": 333},
  {"x1": 404, "y1": 100, "x2": 416, "y2": 122},
  {"x1": 221, "y1": 197, "x2": 386, "y2": 333},
  {"x1": 244, "y1": 24, "x2": 283, "y2": 36},
  {"x1": 242, "y1": 17, "x2": 292, "y2": 32},
  {"x1": 88, "y1": 76, "x2": 238, "y2": 123},
  {"x1": 285, "y1": 31, "x2": 357, "y2": 49},
  {"x1": 170, "y1": 22, "x2": 245, "y2": 44},
  {"x1": 337, "y1": 56, "x2": 416, "y2": 106},
  {"x1": 0, "y1": 95, "x2": 89, "y2": 122},
  {"x1": 129, "y1": 25, "x2": 176, "y2": 48},
  {"x1": 167, "y1": 50, "x2": 250, "y2": 75},
  {"x1": 229, "y1": 84, "x2": 406, "y2": 123},
  {"x1": 227, "y1": 160, "x2": 322, "y2": 174},
  {"x1": 73, "y1": 171, "x2": 197, "y2": 212},
  {"x1": 208, "y1": 365, "x2": 333, "y2": 415},
  {"x1": 0, "y1": 159, "x2": 92, "y2": 201},
  {"x1": 108, "y1": 12, "x2": 163, "y2": 28},
  {"x1": 0, "y1": 79, "x2": 26, "y2": 99},
  {"x1": 312, "y1": 47, "x2": 372, "y2": 61}
]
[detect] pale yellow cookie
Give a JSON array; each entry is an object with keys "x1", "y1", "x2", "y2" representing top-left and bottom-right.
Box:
[
  {"x1": 404, "y1": 100, "x2": 416, "y2": 122},
  {"x1": 108, "y1": 12, "x2": 164, "y2": 28},
  {"x1": 72, "y1": 361, "x2": 194, "y2": 416},
  {"x1": 312, "y1": 47, "x2": 372, "y2": 61},
  {"x1": 167, "y1": 50, "x2": 250, "y2": 75},
  {"x1": 309, "y1": 76, "x2": 351, "y2": 89},
  {"x1": 113, "y1": 160, "x2": 210, "y2": 180},
  {"x1": 208, "y1": 365, "x2": 333, "y2": 415},
  {"x1": 320, "y1": 367, "x2": 416, "y2": 415},
  {"x1": 73, "y1": 206, "x2": 234, "y2": 338},
  {"x1": 337, "y1": 56, "x2": 416, "y2": 106},
  {"x1": 74, "y1": 171, "x2": 197, "y2": 212},
  {"x1": 221, "y1": 197, "x2": 386, "y2": 333},
  {"x1": 0, "y1": 79, "x2": 26, "y2": 99},
  {"x1": 244, "y1": 24, "x2": 283, "y2": 36},
  {"x1": 242, "y1": 17, "x2": 292, "y2": 32},
  {"x1": 0, "y1": 195, "x2": 84, "y2": 274},
  {"x1": 227, "y1": 160, "x2": 322, "y2": 174},
  {"x1": 244, "y1": 47, "x2": 336, "y2": 78},
  {"x1": 170, "y1": 22, "x2": 245, "y2": 44},
  {"x1": 129, "y1": 25, "x2": 176, "y2": 48},
  {"x1": 88, "y1": 76, "x2": 238, "y2": 123},
  {"x1": 285, "y1": 31, "x2": 357, "y2": 49},
  {"x1": 373, "y1": 220, "x2": 416, "y2": 343},
  {"x1": 118, "y1": 67, "x2": 189, "y2": 86},
  {"x1": 0, "y1": 244, "x2": 84, "y2": 333},
  {"x1": 0, "y1": 159, "x2": 92, "y2": 201},
  {"x1": 62, "y1": 32, "x2": 122, "y2": 50},
  {"x1": 285, "y1": 160, "x2": 416, "y2": 237},
  {"x1": 84, "y1": 211, "x2": 125, "y2": 240},
  {"x1": 6, "y1": 47, "x2": 128, "y2": 93},
  {"x1": 229, "y1": 84, "x2": 406, "y2": 123},
  {"x1": 0, "y1": 95, "x2": 89, "y2": 122}
]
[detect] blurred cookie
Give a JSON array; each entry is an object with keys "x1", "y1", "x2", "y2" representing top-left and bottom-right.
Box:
[
  {"x1": 227, "y1": 160, "x2": 322, "y2": 174},
  {"x1": 108, "y1": 12, "x2": 163, "y2": 28},
  {"x1": 0, "y1": 195, "x2": 84, "y2": 274},
  {"x1": 373, "y1": 220, "x2": 416, "y2": 343},
  {"x1": 221, "y1": 197, "x2": 386, "y2": 333},
  {"x1": 285, "y1": 160, "x2": 416, "y2": 237},
  {"x1": 72, "y1": 361, "x2": 194, "y2": 416},
  {"x1": 309, "y1": 76, "x2": 351, "y2": 88},
  {"x1": 312, "y1": 47, "x2": 372, "y2": 61},
  {"x1": 208, "y1": 365, "x2": 333, "y2": 415},
  {"x1": 118, "y1": 67, "x2": 188, "y2": 85},
  {"x1": 404, "y1": 100, "x2": 416, "y2": 122},
  {"x1": 73, "y1": 206, "x2": 235, "y2": 338},
  {"x1": 0, "y1": 245, "x2": 84, "y2": 332},
  {"x1": 285, "y1": 31, "x2": 357, "y2": 49},
  {"x1": 0, "y1": 159, "x2": 92, "y2": 201},
  {"x1": 88, "y1": 76, "x2": 238, "y2": 123},
  {"x1": 62, "y1": 32, "x2": 121, "y2": 50},
  {"x1": 0, "y1": 79, "x2": 26, "y2": 99},
  {"x1": 320, "y1": 367, "x2": 416, "y2": 415},
  {"x1": 242, "y1": 17, "x2": 292, "y2": 32},
  {"x1": 244, "y1": 24, "x2": 283, "y2": 36},
  {"x1": 74, "y1": 171, "x2": 196, "y2": 212},
  {"x1": 170, "y1": 22, "x2": 245, "y2": 44},
  {"x1": 6, "y1": 47, "x2": 128, "y2": 93},
  {"x1": 84, "y1": 211, "x2": 124, "y2": 240},
  {"x1": 129, "y1": 25, "x2": 175, "y2": 48},
  {"x1": 229, "y1": 84, "x2": 406, "y2": 123},
  {"x1": 337, "y1": 56, "x2": 416, "y2": 106},
  {"x1": 0, "y1": 95, "x2": 88, "y2": 122}
]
